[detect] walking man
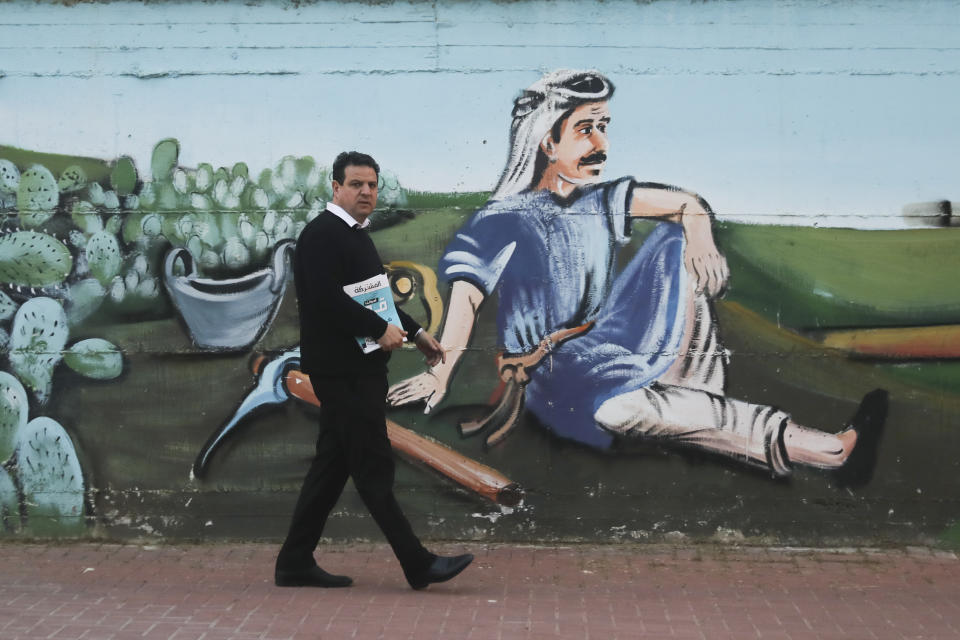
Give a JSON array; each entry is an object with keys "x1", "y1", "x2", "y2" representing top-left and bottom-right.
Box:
[{"x1": 275, "y1": 151, "x2": 473, "y2": 589}]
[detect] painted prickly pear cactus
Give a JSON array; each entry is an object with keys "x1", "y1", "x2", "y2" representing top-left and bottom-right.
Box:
[
  {"x1": 71, "y1": 200, "x2": 104, "y2": 235},
  {"x1": 8, "y1": 297, "x2": 69, "y2": 404},
  {"x1": 85, "y1": 231, "x2": 123, "y2": 285},
  {"x1": 151, "y1": 138, "x2": 180, "y2": 182},
  {"x1": 57, "y1": 165, "x2": 87, "y2": 194},
  {"x1": 0, "y1": 290, "x2": 17, "y2": 321},
  {"x1": 64, "y1": 338, "x2": 123, "y2": 380},
  {"x1": 0, "y1": 140, "x2": 412, "y2": 537},
  {"x1": 13, "y1": 416, "x2": 85, "y2": 535},
  {"x1": 110, "y1": 156, "x2": 138, "y2": 196},
  {"x1": 0, "y1": 159, "x2": 20, "y2": 195},
  {"x1": 0, "y1": 466, "x2": 18, "y2": 533},
  {"x1": 16, "y1": 164, "x2": 59, "y2": 228},
  {"x1": 0, "y1": 371, "x2": 29, "y2": 462},
  {"x1": 378, "y1": 169, "x2": 407, "y2": 209},
  {"x1": 0, "y1": 231, "x2": 73, "y2": 289}
]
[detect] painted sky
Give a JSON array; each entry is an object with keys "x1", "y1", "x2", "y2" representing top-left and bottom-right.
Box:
[{"x1": 1, "y1": 0, "x2": 957, "y2": 227}]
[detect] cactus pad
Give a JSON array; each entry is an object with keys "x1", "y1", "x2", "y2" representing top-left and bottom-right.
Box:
[
  {"x1": 195, "y1": 163, "x2": 213, "y2": 192},
  {"x1": 0, "y1": 159, "x2": 21, "y2": 195},
  {"x1": 64, "y1": 338, "x2": 123, "y2": 380},
  {"x1": 0, "y1": 231, "x2": 73, "y2": 288},
  {"x1": 0, "y1": 466, "x2": 19, "y2": 532},
  {"x1": 70, "y1": 200, "x2": 103, "y2": 234},
  {"x1": 85, "y1": 231, "x2": 122, "y2": 285},
  {"x1": 103, "y1": 190, "x2": 120, "y2": 210},
  {"x1": 9, "y1": 296, "x2": 69, "y2": 404},
  {"x1": 151, "y1": 138, "x2": 180, "y2": 182},
  {"x1": 105, "y1": 214, "x2": 122, "y2": 235},
  {"x1": 0, "y1": 289, "x2": 17, "y2": 321},
  {"x1": 17, "y1": 165, "x2": 59, "y2": 228},
  {"x1": 172, "y1": 168, "x2": 189, "y2": 194},
  {"x1": 190, "y1": 193, "x2": 213, "y2": 211},
  {"x1": 110, "y1": 156, "x2": 138, "y2": 196},
  {"x1": 0, "y1": 371, "x2": 29, "y2": 462},
  {"x1": 137, "y1": 182, "x2": 157, "y2": 209},
  {"x1": 222, "y1": 237, "x2": 250, "y2": 270},
  {"x1": 86, "y1": 182, "x2": 105, "y2": 207},
  {"x1": 57, "y1": 165, "x2": 87, "y2": 193},
  {"x1": 14, "y1": 416, "x2": 85, "y2": 535}
]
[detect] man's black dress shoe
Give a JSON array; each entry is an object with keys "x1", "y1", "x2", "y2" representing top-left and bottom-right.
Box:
[
  {"x1": 275, "y1": 566, "x2": 353, "y2": 588},
  {"x1": 407, "y1": 553, "x2": 474, "y2": 590},
  {"x1": 834, "y1": 389, "x2": 889, "y2": 490}
]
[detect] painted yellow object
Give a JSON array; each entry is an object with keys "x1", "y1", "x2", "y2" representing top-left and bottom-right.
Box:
[
  {"x1": 384, "y1": 260, "x2": 444, "y2": 335},
  {"x1": 819, "y1": 325, "x2": 960, "y2": 360}
]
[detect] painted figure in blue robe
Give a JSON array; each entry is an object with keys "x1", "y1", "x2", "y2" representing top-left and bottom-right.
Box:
[{"x1": 390, "y1": 70, "x2": 886, "y2": 484}]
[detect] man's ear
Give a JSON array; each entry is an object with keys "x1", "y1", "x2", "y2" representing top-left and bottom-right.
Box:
[{"x1": 539, "y1": 135, "x2": 555, "y2": 156}]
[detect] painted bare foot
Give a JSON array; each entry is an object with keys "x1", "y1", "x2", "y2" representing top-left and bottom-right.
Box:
[
  {"x1": 834, "y1": 389, "x2": 889, "y2": 489},
  {"x1": 837, "y1": 428, "x2": 857, "y2": 460}
]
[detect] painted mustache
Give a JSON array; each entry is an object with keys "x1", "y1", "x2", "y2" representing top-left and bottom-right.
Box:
[{"x1": 578, "y1": 152, "x2": 607, "y2": 166}]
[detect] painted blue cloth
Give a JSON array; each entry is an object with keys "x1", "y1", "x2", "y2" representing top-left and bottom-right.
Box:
[{"x1": 439, "y1": 178, "x2": 689, "y2": 449}]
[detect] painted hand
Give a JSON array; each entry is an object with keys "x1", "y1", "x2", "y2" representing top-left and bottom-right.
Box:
[
  {"x1": 685, "y1": 245, "x2": 730, "y2": 298},
  {"x1": 388, "y1": 371, "x2": 447, "y2": 414}
]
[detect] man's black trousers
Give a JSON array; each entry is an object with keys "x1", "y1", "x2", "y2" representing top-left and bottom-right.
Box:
[{"x1": 276, "y1": 373, "x2": 432, "y2": 574}]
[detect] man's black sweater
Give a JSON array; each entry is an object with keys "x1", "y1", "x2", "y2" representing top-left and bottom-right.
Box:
[{"x1": 293, "y1": 209, "x2": 420, "y2": 377}]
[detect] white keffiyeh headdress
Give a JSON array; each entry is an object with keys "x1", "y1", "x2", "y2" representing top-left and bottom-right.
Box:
[{"x1": 491, "y1": 70, "x2": 615, "y2": 200}]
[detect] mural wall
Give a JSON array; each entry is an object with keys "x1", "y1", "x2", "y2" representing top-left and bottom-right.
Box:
[{"x1": 1, "y1": 0, "x2": 958, "y2": 546}]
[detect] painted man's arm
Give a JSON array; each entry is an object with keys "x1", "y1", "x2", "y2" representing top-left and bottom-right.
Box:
[
  {"x1": 629, "y1": 186, "x2": 730, "y2": 297},
  {"x1": 387, "y1": 280, "x2": 485, "y2": 413}
]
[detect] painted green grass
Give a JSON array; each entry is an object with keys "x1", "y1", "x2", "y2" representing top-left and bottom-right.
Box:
[
  {"x1": 406, "y1": 190, "x2": 490, "y2": 211},
  {"x1": 0, "y1": 145, "x2": 113, "y2": 185},
  {"x1": 878, "y1": 361, "x2": 960, "y2": 396},
  {"x1": 717, "y1": 222, "x2": 960, "y2": 330}
]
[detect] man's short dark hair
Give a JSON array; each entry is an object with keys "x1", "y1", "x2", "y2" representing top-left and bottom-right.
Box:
[{"x1": 332, "y1": 151, "x2": 380, "y2": 184}]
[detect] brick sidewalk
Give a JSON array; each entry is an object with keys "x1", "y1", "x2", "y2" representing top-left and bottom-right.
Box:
[{"x1": 0, "y1": 542, "x2": 957, "y2": 639}]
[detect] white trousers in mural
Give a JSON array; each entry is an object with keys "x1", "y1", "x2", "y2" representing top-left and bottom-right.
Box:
[{"x1": 594, "y1": 294, "x2": 845, "y2": 477}]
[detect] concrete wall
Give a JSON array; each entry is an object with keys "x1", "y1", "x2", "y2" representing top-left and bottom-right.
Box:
[{"x1": 0, "y1": 0, "x2": 958, "y2": 546}]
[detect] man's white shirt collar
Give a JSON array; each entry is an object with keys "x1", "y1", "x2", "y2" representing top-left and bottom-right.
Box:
[{"x1": 326, "y1": 202, "x2": 370, "y2": 229}]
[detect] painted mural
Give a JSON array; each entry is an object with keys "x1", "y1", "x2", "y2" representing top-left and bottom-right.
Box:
[
  {"x1": 387, "y1": 69, "x2": 887, "y2": 486},
  {"x1": 0, "y1": 140, "x2": 423, "y2": 533},
  {"x1": 1, "y1": 0, "x2": 959, "y2": 545}
]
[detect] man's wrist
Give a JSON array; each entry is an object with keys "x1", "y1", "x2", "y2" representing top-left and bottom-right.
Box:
[{"x1": 414, "y1": 328, "x2": 424, "y2": 339}]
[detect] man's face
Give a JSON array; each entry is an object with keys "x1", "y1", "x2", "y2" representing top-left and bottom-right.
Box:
[
  {"x1": 544, "y1": 101, "x2": 610, "y2": 185},
  {"x1": 332, "y1": 165, "x2": 378, "y2": 220}
]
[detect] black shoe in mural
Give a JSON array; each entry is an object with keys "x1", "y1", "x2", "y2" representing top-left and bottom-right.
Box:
[{"x1": 834, "y1": 389, "x2": 889, "y2": 489}]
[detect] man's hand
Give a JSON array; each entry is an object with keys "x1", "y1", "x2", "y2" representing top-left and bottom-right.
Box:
[
  {"x1": 377, "y1": 323, "x2": 407, "y2": 352},
  {"x1": 388, "y1": 370, "x2": 447, "y2": 414},
  {"x1": 685, "y1": 245, "x2": 730, "y2": 298},
  {"x1": 414, "y1": 330, "x2": 447, "y2": 367},
  {"x1": 679, "y1": 203, "x2": 730, "y2": 298}
]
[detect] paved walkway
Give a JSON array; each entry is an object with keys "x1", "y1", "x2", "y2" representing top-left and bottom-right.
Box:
[{"x1": 0, "y1": 542, "x2": 958, "y2": 639}]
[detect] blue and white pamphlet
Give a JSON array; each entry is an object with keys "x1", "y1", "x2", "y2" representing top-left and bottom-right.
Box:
[{"x1": 343, "y1": 273, "x2": 405, "y2": 353}]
